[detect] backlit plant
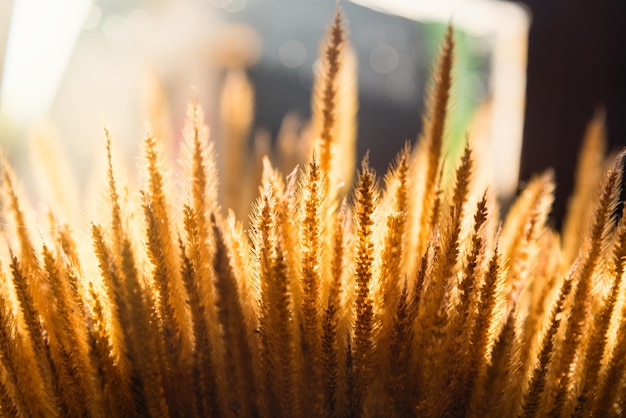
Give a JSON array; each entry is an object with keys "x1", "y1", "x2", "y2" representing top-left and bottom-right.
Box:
[{"x1": 0, "y1": 8, "x2": 624, "y2": 418}]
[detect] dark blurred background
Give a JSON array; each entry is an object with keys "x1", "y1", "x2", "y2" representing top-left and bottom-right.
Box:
[
  {"x1": 517, "y1": 0, "x2": 626, "y2": 227},
  {"x1": 1, "y1": 0, "x2": 624, "y2": 227},
  {"x1": 240, "y1": 0, "x2": 626, "y2": 227}
]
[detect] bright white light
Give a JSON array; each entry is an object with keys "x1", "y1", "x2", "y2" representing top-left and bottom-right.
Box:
[
  {"x1": 83, "y1": 4, "x2": 102, "y2": 31},
  {"x1": 102, "y1": 14, "x2": 130, "y2": 43},
  {"x1": 350, "y1": 0, "x2": 529, "y2": 37},
  {"x1": 0, "y1": 0, "x2": 92, "y2": 124}
]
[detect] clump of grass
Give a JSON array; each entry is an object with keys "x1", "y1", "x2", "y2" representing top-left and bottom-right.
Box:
[{"x1": 1, "y1": 8, "x2": 625, "y2": 418}]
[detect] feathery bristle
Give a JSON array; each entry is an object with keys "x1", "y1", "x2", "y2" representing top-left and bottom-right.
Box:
[
  {"x1": 547, "y1": 151, "x2": 625, "y2": 416},
  {"x1": 562, "y1": 108, "x2": 607, "y2": 263},
  {"x1": 314, "y1": 7, "x2": 345, "y2": 175},
  {"x1": 415, "y1": 24, "x2": 454, "y2": 257},
  {"x1": 0, "y1": 11, "x2": 624, "y2": 418},
  {"x1": 350, "y1": 156, "x2": 378, "y2": 417}
]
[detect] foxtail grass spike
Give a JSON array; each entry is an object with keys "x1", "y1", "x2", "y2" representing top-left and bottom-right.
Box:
[{"x1": 0, "y1": 11, "x2": 624, "y2": 418}]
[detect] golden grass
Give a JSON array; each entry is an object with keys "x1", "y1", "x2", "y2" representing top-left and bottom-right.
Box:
[{"x1": 0, "y1": 8, "x2": 625, "y2": 418}]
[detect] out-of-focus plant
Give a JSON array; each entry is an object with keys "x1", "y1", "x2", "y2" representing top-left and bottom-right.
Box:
[{"x1": 0, "y1": 8, "x2": 623, "y2": 418}]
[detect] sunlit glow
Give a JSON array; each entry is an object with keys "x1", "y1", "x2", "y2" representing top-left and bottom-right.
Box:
[
  {"x1": 82, "y1": 4, "x2": 102, "y2": 31},
  {"x1": 0, "y1": 0, "x2": 92, "y2": 124}
]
